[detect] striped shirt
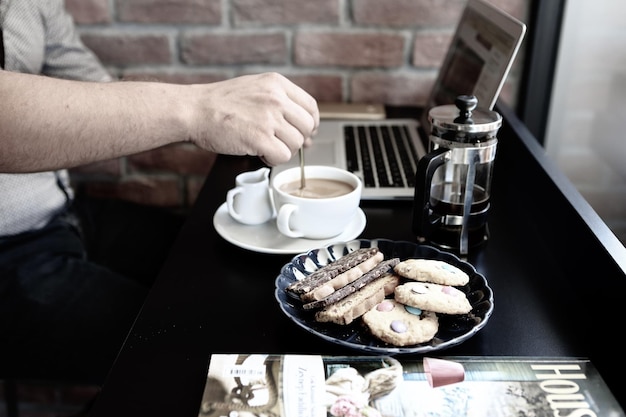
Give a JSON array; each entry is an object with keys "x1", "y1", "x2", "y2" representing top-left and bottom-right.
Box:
[{"x1": 0, "y1": 0, "x2": 111, "y2": 237}]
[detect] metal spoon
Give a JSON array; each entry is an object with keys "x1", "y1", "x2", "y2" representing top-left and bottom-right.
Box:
[{"x1": 299, "y1": 147, "x2": 306, "y2": 189}]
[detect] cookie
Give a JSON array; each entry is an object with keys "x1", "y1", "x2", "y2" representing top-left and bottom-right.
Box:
[
  {"x1": 393, "y1": 259, "x2": 469, "y2": 286},
  {"x1": 362, "y1": 299, "x2": 439, "y2": 346},
  {"x1": 394, "y1": 282, "x2": 472, "y2": 315},
  {"x1": 315, "y1": 272, "x2": 401, "y2": 325}
]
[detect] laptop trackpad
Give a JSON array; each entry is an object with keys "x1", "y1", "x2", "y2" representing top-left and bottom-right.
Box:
[
  {"x1": 277, "y1": 139, "x2": 345, "y2": 171},
  {"x1": 302, "y1": 140, "x2": 343, "y2": 168}
]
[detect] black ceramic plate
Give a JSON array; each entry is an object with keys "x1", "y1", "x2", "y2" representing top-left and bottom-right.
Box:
[{"x1": 274, "y1": 239, "x2": 494, "y2": 354}]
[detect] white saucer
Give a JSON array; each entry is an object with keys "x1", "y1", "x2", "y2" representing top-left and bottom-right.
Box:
[{"x1": 213, "y1": 202, "x2": 367, "y2": 255}]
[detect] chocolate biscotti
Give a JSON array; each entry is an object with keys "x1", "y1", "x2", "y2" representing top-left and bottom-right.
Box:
[
  {"x1": 286, "y1": 247, "x2": 380, "y2": 297},
  {"x1": 314, "y1": 272, "x2": 401, "y2": 325},
  {"x1": 303, "y1": 258, "x2": 400, "y2": 310}
]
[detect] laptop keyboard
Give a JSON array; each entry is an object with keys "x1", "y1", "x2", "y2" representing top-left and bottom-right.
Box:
[{"x1": 344, "y1": 124, "x2": 419, "y2": 188}]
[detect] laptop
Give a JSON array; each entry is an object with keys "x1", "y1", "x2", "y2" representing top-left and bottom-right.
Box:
[{"x1": 274, "y1": 0, "x2": 526, "y2": 200}]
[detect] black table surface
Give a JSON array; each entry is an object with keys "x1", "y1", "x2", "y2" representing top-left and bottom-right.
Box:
[{"x1": 89, "y1": 104, "x2": 626, "y2": 416}]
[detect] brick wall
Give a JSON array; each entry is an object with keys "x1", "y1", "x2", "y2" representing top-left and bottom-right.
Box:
[{"x1": 66, "y1": 0, "x2": 529, "y2": 210}]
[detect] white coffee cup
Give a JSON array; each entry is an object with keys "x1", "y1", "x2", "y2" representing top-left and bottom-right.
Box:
[
  {"x1": 226, "y1": 167, "x2": 275, "y2": 225},
  {"x1": 272, "y1": 165, "x2": 362, "y2": 239}
]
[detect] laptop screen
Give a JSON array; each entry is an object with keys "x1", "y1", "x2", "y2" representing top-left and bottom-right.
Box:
[{"x1": 424, "y1": 0, "x2": 526, "y2": 121}]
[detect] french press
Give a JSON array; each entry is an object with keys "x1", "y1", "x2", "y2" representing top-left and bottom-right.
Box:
[{"x1": 413, "y1": 95, "x2": 502, "y2": 255}]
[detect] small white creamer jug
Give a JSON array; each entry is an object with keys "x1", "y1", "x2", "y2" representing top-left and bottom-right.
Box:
[{"x1": 226, "y1": 167, "x2": 275, "y2": 225}]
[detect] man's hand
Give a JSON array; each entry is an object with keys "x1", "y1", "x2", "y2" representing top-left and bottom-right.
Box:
[{"x1": 188, "y1": 72, "x2": 320, "y2": 166}]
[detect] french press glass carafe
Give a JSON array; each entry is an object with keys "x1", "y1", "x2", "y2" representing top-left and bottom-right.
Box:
[{"x1": 413, "y1": 95, "x2": 502, "y2": 255}]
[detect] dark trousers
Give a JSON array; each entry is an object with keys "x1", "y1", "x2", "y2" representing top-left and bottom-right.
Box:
[{"x1": 0, "y1": 197, "x2": 185, "y2": 384}]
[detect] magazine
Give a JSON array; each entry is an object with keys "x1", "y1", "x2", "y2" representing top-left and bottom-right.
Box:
[{"x1": 198, "y1": 354, "x2": 624, "y2": 417}]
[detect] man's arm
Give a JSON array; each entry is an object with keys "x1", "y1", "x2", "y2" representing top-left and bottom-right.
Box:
[{"x1": 0, "y1": 71, "x2": 319, "y2": 173}]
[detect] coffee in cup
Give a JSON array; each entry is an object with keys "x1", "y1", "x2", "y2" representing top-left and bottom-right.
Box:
[
  {"x1": 272, "y1": 166, "x2": 362, "y2": 239},
  {"x1": 279, "y1": 178, "x2": 355, "y2": 199}
]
